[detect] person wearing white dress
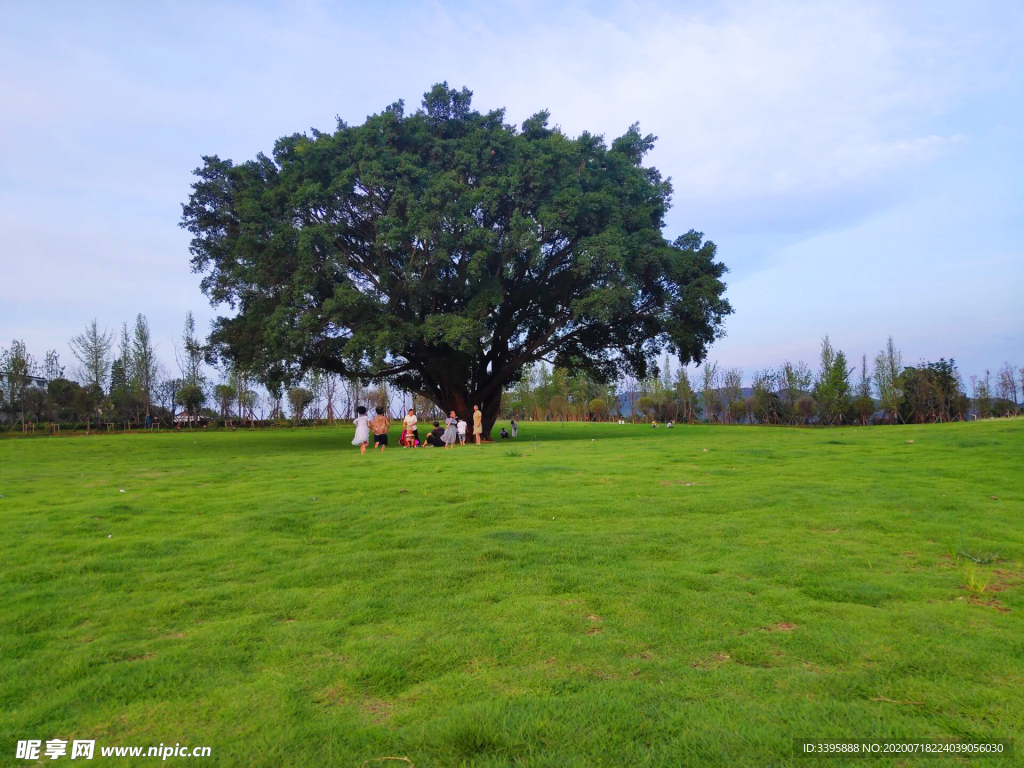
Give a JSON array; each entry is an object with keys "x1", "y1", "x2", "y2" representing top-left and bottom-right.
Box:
[
  {"x1": 510, "y1": 418, "x2": 518, "y2": 438},
  {"x1": 351, "y1": 406, "x2": 370, "y2": 454}
]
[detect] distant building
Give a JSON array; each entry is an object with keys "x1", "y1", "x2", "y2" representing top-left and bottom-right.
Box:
[
  {"x1": 0, "y1": 372, "x2": 48, "y2": 424},
  {"x1": 0, "y1": 372, "x2": 47, "y2": 390}
]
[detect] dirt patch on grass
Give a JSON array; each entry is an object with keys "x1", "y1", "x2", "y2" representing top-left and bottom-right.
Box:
[
  {"x1": 570, "y1": 665, "x2": 618, "y2": 680},
  {"x1": 112, "y1": 653, "x2": 154, "y2": 663},
  {"x1": 628, "y1": 648, "x2": 655, "y2": 661},
  {"x1": 968, "y1": 596, "x2": 1010, "y2": 613},
  {"x1": 359, "y1": 699, "x2": 395, "y2": 722},
  {"x1": 691, "y1": 653, "x2": 730, "y2": 669},
  {"x1": 993, "y1": 569, "x2": 1024, "y2": 587},
  {"x1": 586, "y1": 627, "x2": 603, "y2": 635},
  {"x1": 316, "y1": 687, "x2": 395, "y2": 722},
  {"x1": 762, "y1": 622, "x2": 797, "y2": 632}
]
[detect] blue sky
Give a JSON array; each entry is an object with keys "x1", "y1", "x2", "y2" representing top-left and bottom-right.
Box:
[{"x1": 1, "y1": 0, "x2": 1021, "y2": 385}]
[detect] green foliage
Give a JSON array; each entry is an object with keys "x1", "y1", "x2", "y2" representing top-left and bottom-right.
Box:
[
  {"x1": 749, "y1": 369, "x2": 779, "y2": 424},
  {"x1": 0, "y1": 340, "x2": 36, "y2": 418},
  {"x1": 873, "y1": 335, "x2": 903, "y2": 422},
  {"x1": 949, "y1": 532, "x2": 999, "y2": 565},
  {"x1": 175, "y1": 383, "x2": 205, "y2": 418},
  {"x1": 181, "y1": 84, "x2": 731, "y2": 435},
  {"x1": 813, "y1": 335, "x2": 852, "y2": 425},
  {"x1": 960, "y1": 564, "x2": 991, "y2": 595},
  {"x1": 896, "y1": 359, "x2": 968, "y2": 423},
  {"x1": 635, "y1": 395, "x2": 657, "y2": 420},
  {"x1": 779, "y1": 360, "x2": 813, "y2": 424},
  {"x1": 547, "y1": 395, "x2": 568, "y2": 421},
  {"x1": 287, "y1": 386, "x2": 314, "y2": 421},
  {"x1": 214, "y1": 384, "x2": 236, "y2": 421},
  {"x1": 795, "y1": 394, "x2": 817, "y2": 422},
  {"x1": 728, "y1": 399, "x2": 746, "y2": 422},
  {"x1": 68, "y1": 319, "x2": 114, "y2": 393},
  {"x1": 851, "y1": 395, "x2": 876, "y2": 424}
]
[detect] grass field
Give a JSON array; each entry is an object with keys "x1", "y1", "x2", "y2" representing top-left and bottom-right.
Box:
[{"x1": 2, "y1": 420, "x2": 1022, "y2": 766}]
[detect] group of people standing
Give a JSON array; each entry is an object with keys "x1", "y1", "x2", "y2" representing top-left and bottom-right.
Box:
[{"x1": 351, "y1": 405, "x2": 516, "y2": 454}]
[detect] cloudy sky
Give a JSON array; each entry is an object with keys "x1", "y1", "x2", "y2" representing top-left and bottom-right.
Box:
[{"x1": 2, "y1": 0, "x2": 1021, "y2": 384}]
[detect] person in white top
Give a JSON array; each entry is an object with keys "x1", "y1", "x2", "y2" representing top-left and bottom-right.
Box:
[
  {"x1": 403, "y1": 409, "x2": 419, "y2": 446},
  {"x1": 457, "y1": 417, "x2": 468, "y2": 445},
  {"x1": 351, "y1": 405, "x2": 370, "y2": 454}
]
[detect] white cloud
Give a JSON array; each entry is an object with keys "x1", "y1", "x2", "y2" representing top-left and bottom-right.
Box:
[{"x1": 0, "y1": 0, "x2": 1020, "y2": 379}]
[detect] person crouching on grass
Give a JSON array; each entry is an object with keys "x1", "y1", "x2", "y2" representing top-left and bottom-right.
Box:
[{"x1": 370, "y1": 407, "x2": 390, "y2": 451}]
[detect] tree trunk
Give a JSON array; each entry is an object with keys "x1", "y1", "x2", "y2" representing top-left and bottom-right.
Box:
[{"x1": 428, "y1": 376, "x2": 505, "y2": 440}]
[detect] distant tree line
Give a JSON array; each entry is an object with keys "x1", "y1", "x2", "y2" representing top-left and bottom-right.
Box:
[
  {"x1": 0, "y1": 311, "x2": 450, "y2": 431},
  {"x1": 498, "y1": 335, "x2": 1021, "y2": 426},
  {"x1": 1, "y1": 325, "x2": 1021, "y2": 432}
]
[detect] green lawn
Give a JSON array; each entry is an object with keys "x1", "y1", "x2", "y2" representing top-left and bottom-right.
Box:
[{"x1": 2, "y1": 420, "x2": 1022, "y2": 766}]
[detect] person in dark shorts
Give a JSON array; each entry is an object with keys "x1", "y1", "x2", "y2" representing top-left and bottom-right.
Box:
[
  {"x1": 370, "y1": 407, "x2": 390, "y2": 451},
  {"x1": 426, "y1": 422, "x2": 445, "y2": 447}
]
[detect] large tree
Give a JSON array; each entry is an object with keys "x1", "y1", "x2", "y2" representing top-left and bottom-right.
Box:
[{"x1": 181, "y1": 84, "x2": 732, "y2": 436}]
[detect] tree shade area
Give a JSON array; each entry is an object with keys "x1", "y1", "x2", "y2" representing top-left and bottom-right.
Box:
[
  {"x1": 180, "y1": 84, "x2": 732, "y2": 437},
  {"x1": 1, "y1": 421, "x2": 1022, "y2": 764}
]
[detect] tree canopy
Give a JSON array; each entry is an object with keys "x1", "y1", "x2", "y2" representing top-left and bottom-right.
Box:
[{"x1": 181, "y1": 84, "x2": 732, "y2": 434}]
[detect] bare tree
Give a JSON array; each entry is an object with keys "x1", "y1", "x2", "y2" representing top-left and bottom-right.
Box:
[
  {"x1": 721, "y1": 367, "x2": 743, "y2": 422},
  {"x1": 43, "y1": 350, "x2": 65, "y2": 382},
  {"x1": 700, "y1": 361, "x2": 719, "y2": 423},
  {"x1": 779, "y1": 360, "x2": 812, "y2": 423},
  {"x1": 997, "y1": 362, "x2": 1019, "y2": 411}
]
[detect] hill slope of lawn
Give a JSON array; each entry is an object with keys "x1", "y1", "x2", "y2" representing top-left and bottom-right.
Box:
[{"x1": 2, "y1": 420, "x2": 1022, "y2": 766}]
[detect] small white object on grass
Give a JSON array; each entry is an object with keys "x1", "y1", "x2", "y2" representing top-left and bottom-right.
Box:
[
  {"x1": 120, "y1": 489, "x2": 126, "y2": 493},
  {"x1": 107, "y1": 534, "x2": 112, "y2": 538}
]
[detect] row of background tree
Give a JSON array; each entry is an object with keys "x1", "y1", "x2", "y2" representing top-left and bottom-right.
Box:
[{"x1": 1, "y1": 315, "x2": 1022, "y2": 430}]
